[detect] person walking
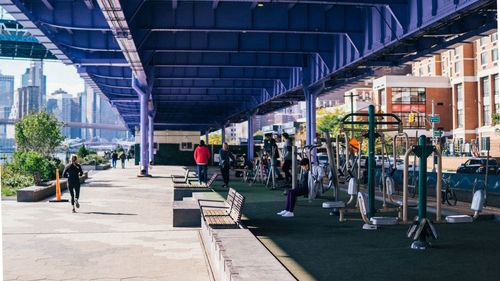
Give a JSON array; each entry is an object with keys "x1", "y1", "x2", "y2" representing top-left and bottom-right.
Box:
[
  {"x1": 120, "y1": 152, "x2": 126, "y2": 169},
  {"x1": 111, "y1": 151, "x2": 118, "y2": 168},
  {"x1": 63, "y1": 155, "x2": 84, "y2": 213},
  {"x1": 126, "y1": 151, "x2": 131, "y2": 162},
  {"x1": 194, "y1": 140, "x2": 210, "y2": 184},
  {"x1": 219, "y1": 143, "x2": 235, "y2": 188}
]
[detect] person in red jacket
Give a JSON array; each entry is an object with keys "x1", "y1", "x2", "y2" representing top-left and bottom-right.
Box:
[{"x1": 194, "y1": 140, "x2": 211, "y2": 184}]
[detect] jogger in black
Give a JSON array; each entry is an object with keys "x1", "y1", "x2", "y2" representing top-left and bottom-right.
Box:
[{"x1": 63, "y1": 155, "x2": 84, "y2": 213}]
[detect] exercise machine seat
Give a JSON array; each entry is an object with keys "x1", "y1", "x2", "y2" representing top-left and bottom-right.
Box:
[
  {"x1": 358, "y1": 192, "x2": 368, "y2": 214},
  {"x1": 395, "y1": 200, "x2": 418, "y2": 207},
  {"x1": 446, "y1": 190, "x2": 484, "y2": 223},
  {"x1": 386, "y1": 177, "x2": 395, "y2": 195},
  {"x1": 370, "y1": 216, "x2": 398, "y2": 225},
  {"x1": 445, "y1": 215, "x2": 473, "y2": 223},
  {"x1": 471, "y1": 190, "x2": 484, "y2": 212},
  {"x1": 322, "y1": 201, "x2": 346, "y2": 208},
  {"x1": 348, "y1": 178, "x2": 357, "y2": 195}
]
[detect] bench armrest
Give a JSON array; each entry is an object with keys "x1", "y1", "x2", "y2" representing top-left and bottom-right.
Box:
[
  {"x1": 200, "y1": 205, "x2": 229, "y2": 210},
  {"x1": 198, "y1": 199, "x2": 225, "y2": 203}
]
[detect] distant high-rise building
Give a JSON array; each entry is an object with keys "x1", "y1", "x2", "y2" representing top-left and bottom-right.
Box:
[
  {"x1": 0, "y1": 106, "x2": 11, "y2": 137},
  {"x1": 50, "y1": 88, "x2": 72, "y2": 137},
  {"x1": 71, "y1": 94, "x2": 82, "y2": 139},
  {"x1": 0, "y1": 73, "x2": 14, "y2": 108},
  {"x1": 16, "y1": 86, "x2": 41, "y2": 119},
  {"x1": 21, "y1": 60, "x2": 46, "y2": 108}
]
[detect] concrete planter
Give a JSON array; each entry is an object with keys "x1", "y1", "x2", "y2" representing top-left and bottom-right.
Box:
[
  {"x1": 16, "y1": 171, "x2": 88, "y2": 202},
  {"x1": 96, "y1": 163, "x2": 111, "y2": 170}
]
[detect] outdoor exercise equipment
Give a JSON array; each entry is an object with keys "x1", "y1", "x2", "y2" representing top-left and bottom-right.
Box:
[
  {"x1": 402, "y1": 135, "x2": 442, "y2": 249},
  {"x1": 340, "y1": 105, "x2": 405, "y2": 226}
]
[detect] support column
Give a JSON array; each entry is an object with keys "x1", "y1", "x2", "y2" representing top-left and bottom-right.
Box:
[
  {"x1": 132, "y1": 76, "x2": 149, "y2": 176},
  {"x1": 304, "y1": 86, "x2": 316, "y2": 146},
  {"x1": 247, "y1": 112, "x2": 255, "y2": 162},
  {"x1": 148, "y1": 110, "x2": 154, "y2": 165},
  {"x1": 205, "y1": 131, "x2": 209, "y2": 144},
  {"x1": 221, "y1": 125, "x2": 226, "y2": 144}
]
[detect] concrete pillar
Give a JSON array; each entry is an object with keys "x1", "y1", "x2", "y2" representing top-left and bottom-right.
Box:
[
  {"x1": 132, "y1": 76, "x2": 149, "y2": 176},
  {"x1": 247, "y1": 112, "x2": 255, "y2": 162},
  {"x1": 221, "y1": 125, "x2": 226, "y2": 144},
  {"x1": 304, "y1": 87, "x2": 316, "y2": 146},
  {"x1": 148, "y1": 112, "x2": 154, "y2": 165},
  {"x1": 205, "y1": 131, "x2": 209, "y2": 144}
]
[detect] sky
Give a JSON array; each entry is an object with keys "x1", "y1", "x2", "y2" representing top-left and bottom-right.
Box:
[{"x1": 0, "y1": 58, "x2": 85, "y2": 97}]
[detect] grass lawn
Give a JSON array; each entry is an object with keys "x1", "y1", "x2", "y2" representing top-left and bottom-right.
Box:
[{"x1": 211, "y1": 180, "x2": 500, "y2": 281}]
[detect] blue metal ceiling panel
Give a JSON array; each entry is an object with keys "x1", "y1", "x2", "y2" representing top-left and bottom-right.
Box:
[{"x1": 1, "y1": 0, "x2": 496, "y2": 132}]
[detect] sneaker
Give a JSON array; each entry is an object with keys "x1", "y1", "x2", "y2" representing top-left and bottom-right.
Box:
[
  {"x1": 282, "y1": 211, "x2": 294, "y2": 217},
  {"x1": 277, "y1": 210, "x2": 287, "y2": 216},
  {"x1": 75, "y1": 199, "x2": 80, "y2": 209},
  {"x1": 72, "y1": 209, "x2": 76, "y2": 213}
]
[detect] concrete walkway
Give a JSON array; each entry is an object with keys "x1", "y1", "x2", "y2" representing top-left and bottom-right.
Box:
[{"x1": 2, "y1": 163, "x2": 212, "y2": 281}]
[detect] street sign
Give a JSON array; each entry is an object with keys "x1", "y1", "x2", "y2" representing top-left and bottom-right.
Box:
[
  {"x1": 434, "y1": 131, "x2": 443, "y2": 137},
  {"x1": 349, "y1": 137, "x2": 360, "y2": 153},
  {"x1": 429, "y1": 116, "x2": 440, "y2": 123}
]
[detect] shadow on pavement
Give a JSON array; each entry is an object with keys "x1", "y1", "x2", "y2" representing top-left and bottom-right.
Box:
[{"x1": 81, "y1": 211, "x2": 137, "y2": 216}]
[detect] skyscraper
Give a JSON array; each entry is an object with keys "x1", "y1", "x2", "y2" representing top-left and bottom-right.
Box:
[
  {"x1": 0, "y1": 72, "x2": 14, "y2": 137},
  {"x1": 21, "y1": 60, "x2": 46, "y2": 108},
  {"x1": 0, "y1": 72, "x2": 14, "y2": 107},
  {"x1": 71, "y1": 94, "x2": 82, "y2": 139},
  {"x1": 50, "y1": 88, "x2": 72, "y2": 137},
  {"x1": 16, "y1": 86, "x2": 41, "y2": 119}
]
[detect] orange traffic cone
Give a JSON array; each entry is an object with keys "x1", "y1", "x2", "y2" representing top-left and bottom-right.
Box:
[{"x1": 50, "y1": 169, "x2": 68, "y2": 202}]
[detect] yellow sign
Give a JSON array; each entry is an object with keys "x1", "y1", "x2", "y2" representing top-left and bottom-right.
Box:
[{"x1": 349, "y1": 137, "x2": 360, "y2": 153}]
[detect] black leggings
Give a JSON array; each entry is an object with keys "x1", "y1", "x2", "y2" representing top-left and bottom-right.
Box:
[
  {"x1": 68, "y1": 182, "x2": 80, "y2": 206},
  {"x1": 220, "y1": 165, "x2": 230, "y2": 186},
  {"x1": 282, "y1": 160, "x2": 292, "y2": 183}
]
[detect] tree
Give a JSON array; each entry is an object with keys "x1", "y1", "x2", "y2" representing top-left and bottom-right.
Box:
[
  {"x1": 77, "y1": 144, "x2": 90, "y2": 158},
  {"x1": 208, "y1": 133, "x2": 230, "y2": 145},
  {"x1": 15, "y1": 110, "x2": 65, "y2": 155},
  {"x1": 253, "y1": 130, "x2": 263, "y2": 137},
  {"x1": 316, "y1": 107, "x2": 348, "y2": 136}
]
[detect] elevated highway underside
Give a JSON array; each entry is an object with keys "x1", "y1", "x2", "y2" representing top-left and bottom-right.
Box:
[{"x1": 1, "y1": 0, "x2": 498, "y2": 173}]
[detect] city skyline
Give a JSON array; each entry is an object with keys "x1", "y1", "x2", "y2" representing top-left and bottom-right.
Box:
[{"x1": 0, "y1": 58, "x2": 84, "y2": 98}]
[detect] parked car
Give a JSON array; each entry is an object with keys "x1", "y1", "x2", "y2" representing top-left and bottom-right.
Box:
[
  {"x1": 317, "y1": 153, "x2": 329, "y2": 167},
  {"x1": 375, "y1": 155, "x2": 383, "y2": 167},
  {"x1": 456, "y1": 158, "x2": 498, "y2": 174}
]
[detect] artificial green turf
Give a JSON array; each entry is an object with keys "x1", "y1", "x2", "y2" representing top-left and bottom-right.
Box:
[{"x1": 211, "y1": 180, "x2": 500, "y2": 281}]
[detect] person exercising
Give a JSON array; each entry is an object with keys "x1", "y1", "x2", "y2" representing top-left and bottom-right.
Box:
[
  {"x1": 281, "y1": 133, "x2": 292, "y2": 184},
  {"x1": 277, "y1": 158, "x2": 311, "y2": 218}
]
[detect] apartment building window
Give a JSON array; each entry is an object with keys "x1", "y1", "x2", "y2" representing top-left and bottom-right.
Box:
[
  {"x1": 495, "y1": 74, "x2": 500, "y2": 111},
  {"x1": 493, "y1": 32, "x2": 498, "y2": 43},
  {"x1": 454, "y1": 61, "x2": 460, "y2": 75},
  {"x1": 457, "y1": 108, "x2": 464, "y2": 128},
  {"x1": 380, "y1": 89, "x2": 386, "y2": 112},
  {"x1": 418, "y1": 67, "x2": 423, "y2": 76},
  {"x1": 456, "y1": 83, "x2": 464, "y2": 128},
  {"x1": 427, "y1": 64, "x2": 431, "y2": 74},
  {"x1": 480, "y1": 52, "x2": 488, "y2": 66},
  {"x1": 454, "y1": 46, "x2": 462, "y2": 57},
  {"x1": 481, "y1": 136, "x2": 490, "y2": 151},
  {"x1": 480, "y1": 37, "x2": 488, "y2": 47},
  {"x1": 391, "y1": 87, "x2": 426, "y2": 128},
  {"x1": 483, "y1": 104, "x2": 491, "y2": 126},
  {"x1": 482, "y1": 77, "x2": 491, "y2": 126},
  {"x1": 492, "y1": 48, "x2": 498, "y2": 62}
]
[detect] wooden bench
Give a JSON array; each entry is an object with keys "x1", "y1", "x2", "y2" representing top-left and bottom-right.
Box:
[
  {"x1": 172, "y1": 169, "x2": 198, "y2": 184},
  {"x1": 198, "y1": 188, "x2": 245, "y2": 229},
  {"x1": 174, "y1": 173, "x2": 218, "y2": 188}
]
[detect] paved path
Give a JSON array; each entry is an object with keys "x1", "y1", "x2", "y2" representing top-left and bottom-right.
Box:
[{"x1": 2, "y1": 163, "x2": 212, "y2": 281}]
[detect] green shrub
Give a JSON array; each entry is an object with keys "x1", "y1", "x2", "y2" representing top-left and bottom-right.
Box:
[
  {"x1": 83, "y1": 154, "x2": 107, "y2": 165},
  {"x1": 11, "y1": 151, "x2": 61, "y2": 181},
  {"x1": 77, "y1": 144, "x2": 90, "y2": 158},
  {"x1": 116, "y1": 146, "x2": 124, "y2": 153},
  {"x1": 1, "y1": 164, "x2": 34, "y2": 196}
]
